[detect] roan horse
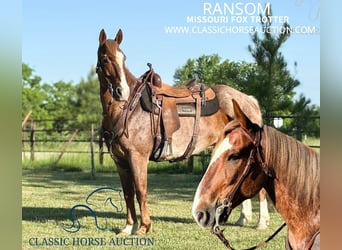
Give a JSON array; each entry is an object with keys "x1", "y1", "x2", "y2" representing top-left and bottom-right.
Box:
[
  {"x1": 96, "y1": 28, "x2": 266, "y2": 235},
  {"x1": 192, "y1": 100, "x2": 320, "y2": 250}
]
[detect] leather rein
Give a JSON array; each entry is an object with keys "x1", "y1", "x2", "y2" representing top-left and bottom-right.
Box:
[{"x1": 211, "y1": 125, "x2": 286, "y2": 250}]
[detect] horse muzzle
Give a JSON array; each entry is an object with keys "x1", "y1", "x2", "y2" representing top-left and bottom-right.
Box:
[
  {"x1": 193, "y1": 207, "x2": 216, "y2": 229},
  {"x1": 115, "y1": 85, "x2": 131, "y2": 101},
  {"x1": 115, "y1": 86, "x2": 123, "y2": 98},
  {"x1": 193, "y1": 202, "x2": 232, "y2": 231}
]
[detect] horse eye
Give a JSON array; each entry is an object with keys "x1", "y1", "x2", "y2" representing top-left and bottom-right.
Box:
[{"x1": 228, "y1": 153, "x2": 240, "y2": 161}]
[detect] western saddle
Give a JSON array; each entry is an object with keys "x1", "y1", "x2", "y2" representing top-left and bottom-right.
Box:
[{"x1": 128, "y1": 63, "x2": 219, "y2": 161}]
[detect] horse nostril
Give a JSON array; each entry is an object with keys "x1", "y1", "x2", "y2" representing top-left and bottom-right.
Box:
[
  {"x1": 196, "y1": 211, "x2": 204, "y2": 221},
  {"x1": 195, "y1": 210, "x2": 209, "y2": 226},
  {"x1": 115, "y1": 87, "x2": 122, "y2": 98}
]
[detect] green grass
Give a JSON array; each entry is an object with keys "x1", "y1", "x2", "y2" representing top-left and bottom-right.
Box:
[
  {"x1": 22, "y1": 149, "x2": 201, "y2": 174},
  {"x1": 22, "y1": 169, "x2": 287, "y2": 250},
  {"x1": 22, "y1": 137, "x2": 319, "y2": 249},
  {"x1": 22, "y1": 136, "x2": 319, "y2": 173}
]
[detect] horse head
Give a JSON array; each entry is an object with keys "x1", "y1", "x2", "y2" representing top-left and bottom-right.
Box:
[
  {"x1": 97, "y1": 29, "x2": 131, "y2": 101},
  {"x1": 192, "y1": 99, "x2": 268, "y2": 231}
]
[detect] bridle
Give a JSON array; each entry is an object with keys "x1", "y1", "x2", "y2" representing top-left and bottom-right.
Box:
[
  {"x1": 211, "y1": 124, "x2": 286, "y2": 250},
  {"x1": 96, "y1": 58, "x2": 157, "y2": 159},
  {"x1": 96, "y1": 59, "x2": 124, "y2": 104},
  {"x1": 212, "y1": 125, "x2": 264, "y2": 233}
]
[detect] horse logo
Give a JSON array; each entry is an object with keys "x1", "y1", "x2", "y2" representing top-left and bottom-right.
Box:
[{"x1": 62, "y1": 187, "x2": 123, "y2": 233}]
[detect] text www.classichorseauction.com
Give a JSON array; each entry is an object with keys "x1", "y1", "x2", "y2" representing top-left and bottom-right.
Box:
[
  {"x1": 164, "y1": 2, "x2": 319, "y2": 35},
  {"x1": 27, "y1": 187, "x2": 155, "y2": 247}
]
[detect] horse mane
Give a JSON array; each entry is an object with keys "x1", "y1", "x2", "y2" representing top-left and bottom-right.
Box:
[{"x1": 264, "y1": 126, "x2": 320, "y2": 208}]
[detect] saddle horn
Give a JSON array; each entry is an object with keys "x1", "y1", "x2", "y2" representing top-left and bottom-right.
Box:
[{"x1": 145, "y1": 63, "x2": 162, "y2": 88}]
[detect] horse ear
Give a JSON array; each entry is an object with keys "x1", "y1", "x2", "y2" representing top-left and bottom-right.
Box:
[
  {"x1": 232, "y1": 99, "x2": 251, "y2": 129},
  {"x1": 99, "y1": 29, "x2": 107, "y2": 45},
  {"x1": 114, "y1": 29, "x2": 123, "y2": 45}
]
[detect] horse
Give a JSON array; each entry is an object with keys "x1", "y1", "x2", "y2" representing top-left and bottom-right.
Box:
[
  {"x1": 192, "y1": 99, "x2": 320, "y2": 250},
  {"x1": 96, "y1": 28, "x2": 267, "y2": 235}
]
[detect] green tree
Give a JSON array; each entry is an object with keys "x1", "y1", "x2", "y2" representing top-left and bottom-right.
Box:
[
  {"x1": 22, "y1": 63, "x2": 78, "y2": 131},
  {"x1": 246, "y1": 6, "x2": 319, "y2": 140},
  {"x1": 174, "y1": 55, "x2": 221, "y2": 86},
  {"x1": 22, "y1": 63, "x2": 103, "y2": 131},
  {"x1": 72, "y1": 67, "x2": 102, "y2": 130},
  {"x1": 217, "y1": 60, "x2": 257, "y2": 91},
  {"x1": 247, "y1": 8, "x2": 300, "y2": 125},
  {"x1": 43, "y1": 81, "x2": 76, "y2": 119},
  {"x1": 22, "y1": 63, "x2": 48, "y2": 120},
  {"x1": 287, "y1": 94, "x2": 320, "y2": 140},
  {"x1": 174, "y1": 54, "x2": 256, "y2": 90}
]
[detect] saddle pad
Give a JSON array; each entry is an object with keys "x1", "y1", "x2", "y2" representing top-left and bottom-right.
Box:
[{"x1": 140, "y1": 85, "x2": 220, "y2": 117}]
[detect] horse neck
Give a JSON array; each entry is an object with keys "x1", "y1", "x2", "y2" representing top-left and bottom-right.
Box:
[
  {"x1": 262, "y1": 126, "x2": 320, "y2": 223},
  {"x1": 99, "y1": 89, "x2": 120, "y2": 124}
]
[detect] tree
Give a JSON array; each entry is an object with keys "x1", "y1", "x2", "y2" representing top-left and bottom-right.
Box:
[
  {"x1": 287, "y1": 94, "x2": 320, "y2": 140},
  {"x1": 72, "y1": 67, "x2": 102, "y2": 130},
  {"x1": 43, "y1": 81, "x2": 76, "y2": 119},
  {"x1": 218, "y1": 60, "x2": 257, "y2": 91},
  {"x1": 174, "y1": 55, "x2": 221, "y2": 86},
  {"x1": 22, "y1": 63, "x2": 103, "y2": 131},
  {"x1": 22, "y1": 63, "x2": 49, "y2": 120},
  {"x1": 22, "y1": 63, "x2": 77, "y2": 131},
  {"x1": 246, "y1": 8, "x2": 301, "y2": 125},
  {"x1": 174, "y1": 54, "x2": 256, "y2": 90}
]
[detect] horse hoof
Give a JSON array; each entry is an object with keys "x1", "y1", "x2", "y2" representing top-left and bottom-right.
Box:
[
  {"x1": 117, "y1": 223, "x2": 139, "y2": 235},
  {"x1": 136, "y1": 224, "x2": 152, "y2": 235},
  {"x1": 136, "y1": 229, "x2": 146, "y2": 235},
  {"x1": 116, "y1": 231, "x2": 129, "y2": 237},
  {"x1": 235, "y1": 217, "x2": 251, "y2": 226},
  {"x1": 256, "y1": 223, "x2": 268, "y2": 230}
]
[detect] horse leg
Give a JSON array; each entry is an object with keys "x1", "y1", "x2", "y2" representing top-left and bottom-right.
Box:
[
  {"x1": 235, "y1": 199, "x2": 253, "y2": 226},
  {"x1": 115, "y1": 158, "x2": 139, "y2": 235},
  {"x1": 256, "y1": 188, "x2": 270, "y2": 230},
  {"x1": 129, "y1": 153, "x2": 151, "y2": 235}
]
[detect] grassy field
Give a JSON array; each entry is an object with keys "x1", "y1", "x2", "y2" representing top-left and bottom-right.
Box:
[
  {"x1": 22, "y1": 168, "x2": 287, "y2": 250},
  {"x1": 22, "y1": 136, "x2": 319, "y2": 249}
]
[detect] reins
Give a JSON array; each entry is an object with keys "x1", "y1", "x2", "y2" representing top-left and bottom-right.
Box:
[
  {"x1": 211, "y1": 125, "x2": 286, "y2": 249},
  {"x1": 212, "y1": 222, "x2": 286, "y2": 250}
]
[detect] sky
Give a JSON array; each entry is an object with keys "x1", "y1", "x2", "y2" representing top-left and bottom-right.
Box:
[{"x1": 22, "y1": 0, "x2": 320, "y2": 105}]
